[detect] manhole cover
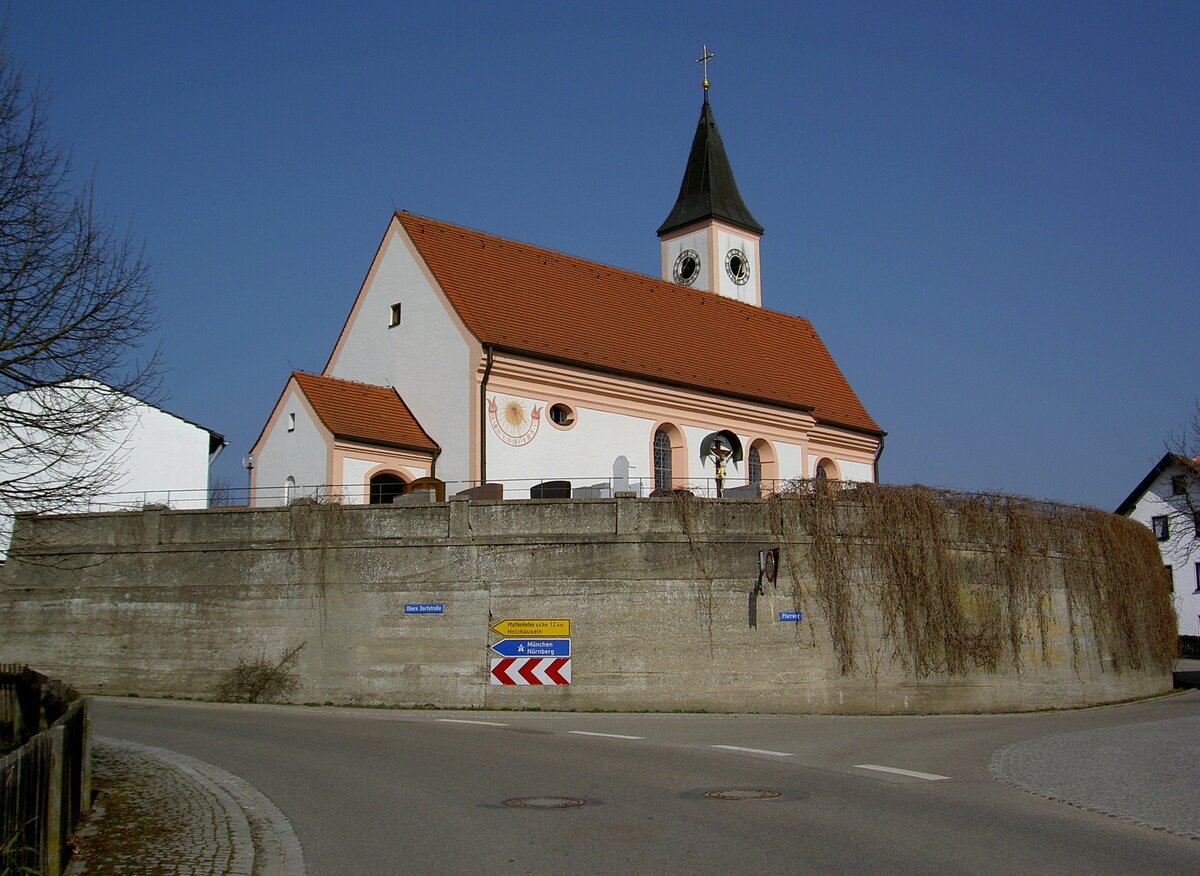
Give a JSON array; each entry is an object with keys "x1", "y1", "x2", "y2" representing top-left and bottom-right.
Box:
[
  {"x1": 503, "y1": 797, "x2": 585, "y2": 809},
  {"x1": 704, "y1": 789, "x2": 781, "y2": 801}
]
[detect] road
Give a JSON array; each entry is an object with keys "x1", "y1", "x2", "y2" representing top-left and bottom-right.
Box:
[{"x1": 92, "y1": 691, "x2": 1200, "y2": 875}]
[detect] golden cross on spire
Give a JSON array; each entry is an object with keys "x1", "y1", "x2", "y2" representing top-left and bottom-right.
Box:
[{"x1": 697, "y1": 44, "x2": 715, "y2": 91}]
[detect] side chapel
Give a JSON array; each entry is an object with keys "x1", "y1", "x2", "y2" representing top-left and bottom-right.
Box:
[{"x1": 249, "y1": 74, "x2": 884, "y2": 504}]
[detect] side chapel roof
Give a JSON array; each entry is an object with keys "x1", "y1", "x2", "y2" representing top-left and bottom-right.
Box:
[
  {"x1": 291, "y1": 371, "x2": 439, "y2": 453},
  {"x1": 394, "y1": 212, "x2": 881, "y2": 435}
]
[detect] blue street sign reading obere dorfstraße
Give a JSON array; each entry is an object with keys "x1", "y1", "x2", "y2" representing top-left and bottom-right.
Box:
[
  {"x1": 778, "y1": 611, "x2": 803, "y2": 622},
  {"x1": 490, "y1": 638, "x2": 571, "y2": 657}
]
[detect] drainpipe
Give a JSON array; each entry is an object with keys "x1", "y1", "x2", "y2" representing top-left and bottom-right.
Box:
[
  {"x1": 873, "y1": 434, "x2": 886, "y2": 483},
  {"x1": 479, "y1": 345, "x2": 494, "y2": 486}
]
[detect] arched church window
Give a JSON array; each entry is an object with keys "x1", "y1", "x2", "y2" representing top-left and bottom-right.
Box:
[
  {"x1": 284, "y1": 476, "x2": 296, "y2": 503},
  {"x1": 814, "y1": 457, "x2": 839, "y2": 481},
  {"x1": 369, "y1": 473, "x2": 406, "y2": 504},
  {"x1": 748, "y1": 445, "x2": 761, "y2": 485},
  {"x1": 653, "y1": 429, "x2": 672, "y2": 493}
]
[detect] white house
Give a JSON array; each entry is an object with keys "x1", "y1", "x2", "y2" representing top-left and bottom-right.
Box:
[
  {"x1": 0, "y1": 379, "x2": 226, "y2": 557},
  {"x1": 250, "y1": 89, "x2": 885, "y2": 504},
  {"x1": 1117, "y1": 452, "x2": 1200, "y2": 637}
]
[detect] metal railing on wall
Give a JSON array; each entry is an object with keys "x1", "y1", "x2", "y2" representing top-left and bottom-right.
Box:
[
  {"x1": 0, "y1": 666, "x2": 91, "y2": 876},
  {"x1": 65, "y1": 476, "x2": 832, "y2": 511}
]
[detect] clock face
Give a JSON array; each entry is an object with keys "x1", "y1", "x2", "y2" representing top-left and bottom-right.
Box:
[
  {"x1": 673, "y1": 249, "x2": 701, "y2": 286},
  {"x1": 725, "y1": 248, "x2": 750, "y2": 285}
]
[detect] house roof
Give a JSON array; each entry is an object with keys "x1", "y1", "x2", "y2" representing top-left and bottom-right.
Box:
[
  {"x1": 1, "y1": 377, "x2": 226, "y2": 456},
  {"x1": 1115, "y1": 452, "x2": 1200, "y2": 515},
  {"x1": 394, "y1": 212, "x2": 882, "y2": 435},
  {"x1": 657, "y1": 95, "x2": 763, "y2": 237},
  {"x1": 291, "y1": 371, "x2": 439, "y2": 453}
]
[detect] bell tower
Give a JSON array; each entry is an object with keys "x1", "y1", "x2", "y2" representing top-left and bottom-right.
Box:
[{"x1": 658, "y1": 46, "x2": 764, "y2": 306}]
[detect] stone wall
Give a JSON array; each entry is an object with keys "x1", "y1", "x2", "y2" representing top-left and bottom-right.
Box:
[{"x1": 0, "y1": 494, "x2": 1174, "y2": 714}]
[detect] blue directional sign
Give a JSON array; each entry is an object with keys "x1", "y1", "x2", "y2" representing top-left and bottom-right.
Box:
[
  {"x1": 490, "y1": 638, "x2": 571, "y2": 657},
  {"x1": 405, "y1": 603, "x2": 444, "y2": 614},
  {"x1": 778, "y1": 611, "x2": 803, "y2": 622}
]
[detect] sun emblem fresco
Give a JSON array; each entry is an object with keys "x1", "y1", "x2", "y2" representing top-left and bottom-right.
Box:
[{"x1": 488, "y1": 396, "x2": 541, "y2": 446}]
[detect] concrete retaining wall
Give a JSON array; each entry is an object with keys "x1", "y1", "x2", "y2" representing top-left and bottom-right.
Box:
[{"x1": 0, "y1": 496, "x2": 1172, "y2": 714}]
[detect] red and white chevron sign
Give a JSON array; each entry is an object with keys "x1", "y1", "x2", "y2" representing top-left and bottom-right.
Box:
[{"x1": 490, "y1": 657, "x2": 571, "y2": 685}]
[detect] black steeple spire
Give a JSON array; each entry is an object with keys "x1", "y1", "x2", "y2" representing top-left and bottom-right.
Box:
[{"x1": 657, "y1": 93, "x2": 764, "y2": 238}]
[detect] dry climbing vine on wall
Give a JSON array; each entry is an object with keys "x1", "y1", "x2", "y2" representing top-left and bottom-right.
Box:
[
  {"x1": 763, "y1": 482, "x2": 1176, "y2": 679},
  {"x1": 768, "y1": 481, "x2": 860, "y2": 673},
  {"x1": 667, "y1": 490, "x2": 717, "y2": 646},
  {"x1": 1060, "y1": 507, "x2": 1177, "y2": 672},
  {"x1": 288, "y1": 498, "x2": 345, "y2": 627}
]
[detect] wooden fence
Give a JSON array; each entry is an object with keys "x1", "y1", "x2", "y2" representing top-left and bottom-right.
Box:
[{"x1": 0, "y1": 665, "x2": 92, "y2": 876}]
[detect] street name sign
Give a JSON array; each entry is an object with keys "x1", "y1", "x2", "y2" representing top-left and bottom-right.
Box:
[
  {"x1": 778, "y1": 611, "x2": 803, "y2": 622},
  {"x1": 490, "y1": 618, "x2": 570, "y2": 637},
  {"x1": 405, "y1": 603, "x2": 444, "y2": 614},
  {"x1": 490, "y1": 638, "x2": 571, "y2": 657}
]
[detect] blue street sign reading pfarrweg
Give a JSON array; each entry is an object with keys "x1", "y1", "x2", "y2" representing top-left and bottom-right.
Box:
[{"x1": 490, "y1": 638, "x2": 571, "y2": 658}]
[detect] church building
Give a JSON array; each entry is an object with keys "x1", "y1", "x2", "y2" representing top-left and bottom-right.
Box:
[{"x1": 248, "y1": 81, "x2": 884, "y2": 504}]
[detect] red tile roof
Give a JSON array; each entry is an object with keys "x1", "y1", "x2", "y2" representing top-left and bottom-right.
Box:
[
  {"x1": 292, "y1": 371, "x2": 439, "y2": 452},
  {"x1": 395, "y1": 212, "x2": 881, "y2": 435}
]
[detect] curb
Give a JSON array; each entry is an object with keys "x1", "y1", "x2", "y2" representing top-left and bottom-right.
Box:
[{"x1": 81, "y1": 737, "x2": 306, "y2": 875}]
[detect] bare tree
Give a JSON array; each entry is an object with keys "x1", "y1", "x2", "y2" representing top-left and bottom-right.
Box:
[
  {"x1": 1158, "y1": 400, "x2": 1200, "y2": 562},
  {"x1": 0, "y1": 47, "x2": 159, "y2": 515}
]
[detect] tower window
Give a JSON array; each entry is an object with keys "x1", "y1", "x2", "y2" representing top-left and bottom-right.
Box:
[
  {"x1": 389, "y1": 302, "x2": 402, "y2": 327},
  {"x1": 725, "y1": 248, "x2": 750, "y2": 285},
  {"x1": 673, "y1": 250, "x2": 701, "y2": 286}
]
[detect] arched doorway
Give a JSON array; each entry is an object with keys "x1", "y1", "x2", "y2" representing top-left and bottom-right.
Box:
[{"x1": 369, "y1": 472, "x2": 406, "y2": 504}]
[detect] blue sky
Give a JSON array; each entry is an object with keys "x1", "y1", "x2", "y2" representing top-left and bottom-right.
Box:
[{"x1": 9, "y1": 2, "x2": 1198, "y2": 508}]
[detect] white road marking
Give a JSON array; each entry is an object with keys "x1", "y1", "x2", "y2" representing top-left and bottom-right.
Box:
[
  {"x1": 711, "y1": 744, "x2": 793, "y2": 757},
  {"x1": 435, "y1": 718, "x2": 509, "y2": 727},
  {"x1": 854, "y1": 764, "x2": 950, "y2": 781},
  {"x1": 568, "y1": 731, "x2": 645, "y2": 740}
]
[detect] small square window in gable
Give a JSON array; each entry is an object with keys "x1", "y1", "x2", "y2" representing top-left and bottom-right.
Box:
[
  {"x1": 1171, "y1": 475, "x2": 1187, "y2": 496},
  {"x1": 389, "y1": 302, "x2": 402, "y2": 328}
]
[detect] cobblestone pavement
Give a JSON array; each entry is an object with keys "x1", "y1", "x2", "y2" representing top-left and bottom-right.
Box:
[
  {"x1": 67, "y1": 737, "x2": 305, "y2": 875},
  {"x1": 990, "y1": 714, "x2": 1200, "y2": 840}
]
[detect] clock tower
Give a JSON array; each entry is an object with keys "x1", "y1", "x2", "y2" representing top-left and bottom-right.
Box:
[{"x1": 658, "y1": 51, "x2": 764, "y2": 307}]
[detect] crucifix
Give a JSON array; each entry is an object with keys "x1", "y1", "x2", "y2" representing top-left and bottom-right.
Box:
[{"x1": 697, "y1": 44, "x2": 715, "y2": 91}]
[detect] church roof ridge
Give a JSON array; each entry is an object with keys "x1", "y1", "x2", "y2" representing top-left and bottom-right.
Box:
[{"x1": 393, "y1": 212, "x2": 881, "y2": 435}]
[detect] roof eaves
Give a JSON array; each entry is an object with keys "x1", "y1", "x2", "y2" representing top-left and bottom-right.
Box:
[
  {"x1": 488, "y1": 343, "x2": 816, "y2": 415},
  {"x1": 1115, "y1": 451, "x2": 1175, "y2": 515}
]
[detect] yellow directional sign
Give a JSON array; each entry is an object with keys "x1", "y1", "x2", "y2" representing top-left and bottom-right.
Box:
[{"x1": 490, "y1": 618, "x2": 570, "y2": 638}]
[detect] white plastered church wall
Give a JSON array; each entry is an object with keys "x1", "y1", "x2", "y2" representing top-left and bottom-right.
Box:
[
  {"x1": 485, "y1": 394, "x2": 655, "y2": 495},
  {"x1": 324, "y1": 224, "x2": 472, "y2": 485},
  {"x1": 254, "y1": 385, "x2": 329, "y2": 506}
]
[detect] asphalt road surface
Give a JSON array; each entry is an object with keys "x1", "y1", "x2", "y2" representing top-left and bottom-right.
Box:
[{"x1": 93, "y1": 691, "x2": 1200, "y2": 875}]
